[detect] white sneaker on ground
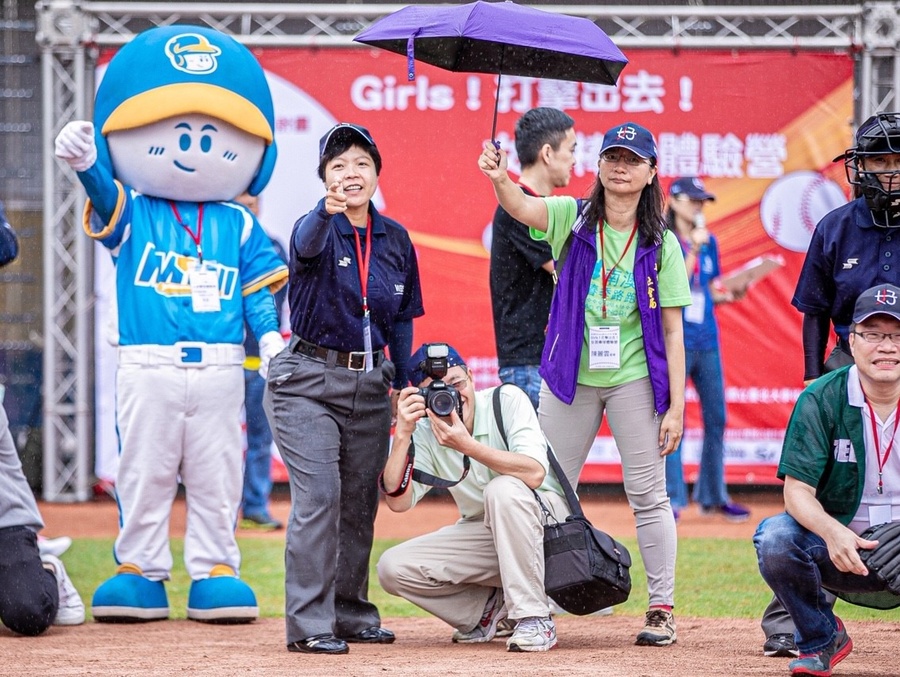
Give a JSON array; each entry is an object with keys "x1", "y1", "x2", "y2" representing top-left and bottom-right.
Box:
[
  {"x1": 451, "y1": 587, "x2": 507, "y2": 643},
  {"x1": 37, "y1": 535, "x2": 72, "y2": 558},
  {"x1": 506, "y1": 616, "x2": 557, "y2": 652},
  {"x1": 41, "y1": 554, "x2": 85, "y2": 626}
]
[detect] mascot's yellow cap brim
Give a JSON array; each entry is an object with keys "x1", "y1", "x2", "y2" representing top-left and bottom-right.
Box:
[{"x1": 102, "y1": 82, "x2": 273, "y2": 143}]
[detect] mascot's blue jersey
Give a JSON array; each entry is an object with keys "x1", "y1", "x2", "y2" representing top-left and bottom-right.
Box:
[{"x1": 87, "y1": 184, "x2": 287, "y2": 346}]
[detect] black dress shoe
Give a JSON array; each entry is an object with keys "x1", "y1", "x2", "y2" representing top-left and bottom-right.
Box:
[
  {"x1": 287, "y1": 633, "x2": 349, "y2": 654},
  {"x1": 342, "y1": 626, "x2": 396, "y2": 644}
]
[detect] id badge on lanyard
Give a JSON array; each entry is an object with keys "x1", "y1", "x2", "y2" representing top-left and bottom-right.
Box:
[
  {"x1": 188, "y1": 262, "x2": 221, "y2": 313},
  {"x1": 684, "y1": 289, "x2": 706, "y2": 324},
  {"x1": 589, "y1": 318, "x2": 621, "y2": 370},
  {"x1": 353, "y1": 220, "x2": 375, "y2": 373}
]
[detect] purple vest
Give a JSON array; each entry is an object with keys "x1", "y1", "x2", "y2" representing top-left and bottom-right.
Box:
[{"x1": 539, "y1": 209, "x2": 671, "y2": 412}]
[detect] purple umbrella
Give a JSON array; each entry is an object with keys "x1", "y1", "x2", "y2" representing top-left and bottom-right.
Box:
[{"x1": 354, "y1": 1, "x2": 628, "y2": 140}]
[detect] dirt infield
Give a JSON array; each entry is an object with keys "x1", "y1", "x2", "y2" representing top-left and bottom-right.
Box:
[{"x1": 7, "y1": 493, "x2": 899, "y2": 676}]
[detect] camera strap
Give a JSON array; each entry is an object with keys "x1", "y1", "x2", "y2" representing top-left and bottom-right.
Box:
[{"x1": 377, "y1": 437, "x2": 471, "y2": 496}]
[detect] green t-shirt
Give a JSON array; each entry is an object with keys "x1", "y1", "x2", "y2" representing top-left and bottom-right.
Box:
[{"x1": 532, "y1": 195, "x2": 691, "y2": 387}]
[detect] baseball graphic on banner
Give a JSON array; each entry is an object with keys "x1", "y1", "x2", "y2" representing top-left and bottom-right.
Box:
[{"x1": 760, "y1": 170, "x2": 848, "y2": 252}]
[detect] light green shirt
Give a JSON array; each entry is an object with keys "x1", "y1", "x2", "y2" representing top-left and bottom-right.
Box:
[
  {"x1": 532, "y1": 195, "x2": 691, "y2": 387},
  {"x1": 409, "y1": 386, "x2": 565, "y2": 519}
]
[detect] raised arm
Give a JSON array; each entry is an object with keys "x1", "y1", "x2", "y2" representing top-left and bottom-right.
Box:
[{"x1": 477, "y1": 142, "x2": 549, "y2": 232}]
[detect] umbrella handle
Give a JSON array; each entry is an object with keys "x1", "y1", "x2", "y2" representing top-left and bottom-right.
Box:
[{"x1": 490, "y1": 71, "x2": 502, "y2": 148}]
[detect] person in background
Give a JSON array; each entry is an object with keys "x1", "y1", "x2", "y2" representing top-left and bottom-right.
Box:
[
  {"x1": 755, "y1": 283, "x2": 900, "y2": 677},
  {"x1": 0, "y1": 204, "x2": 84, "y2": 635},
  {"x1": 478, "y1": 122, "x2": 691, "y2": 647},
  {"x1": 265, "y1": 123, "x2": 424, "y2": 655},
  {"x1": 663, "y1": 177, "x2": 750, "y2": 523},
  {"x1": 761, "y1": 111, "x2": 900, "y2": 658},
  {"x1": 490, "y1": 108, "x2": 576, "y2": 410},
  {"x1": 378, "y1": 343, "x2": 568, "y2": 652},
  {"x1": 235, "y1": 192, "x2": 288, "y2": 531}
]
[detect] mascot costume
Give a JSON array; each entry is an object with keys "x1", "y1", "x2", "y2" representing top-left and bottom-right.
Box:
[{"x1": 54, "y1": 25, "x2": 288, "y2": 623}]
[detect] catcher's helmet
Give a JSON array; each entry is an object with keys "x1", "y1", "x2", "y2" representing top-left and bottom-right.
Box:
[{"x1": 837, "y1": 112, "x2": 900, "y2": 227}]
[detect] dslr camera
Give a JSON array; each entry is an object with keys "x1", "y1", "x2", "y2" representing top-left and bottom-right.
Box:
[{"x1": 416, "y1": 343, "x2": 462, "y2": 418}]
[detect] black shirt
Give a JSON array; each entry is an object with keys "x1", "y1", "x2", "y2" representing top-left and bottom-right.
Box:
[{"x1": 489, "y1": 193, "x2": 554, "y2": 368}]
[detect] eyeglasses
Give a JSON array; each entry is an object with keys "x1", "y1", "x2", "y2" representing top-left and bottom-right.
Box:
[
  {"x1": 599, "y1": 151, "x2": 650, "y2": 167},
  {"x1": 445, "y1": 375, "x2": 469, "y2": 392},
  {"x1": 853, "y1": 330, "x2": 900, "y2": 345}
]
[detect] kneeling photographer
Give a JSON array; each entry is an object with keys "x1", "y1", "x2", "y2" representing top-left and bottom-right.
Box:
[{"x1": 377, "y1": 343, "x2": 569, "y2": 652}]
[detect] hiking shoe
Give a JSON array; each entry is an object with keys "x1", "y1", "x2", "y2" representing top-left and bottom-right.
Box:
[
  {"x1": 495, "y1": 617, "x2": 516, "y2": 638},
  {"x1": 635, "y1": 608, "x2": 677, "y2": 646},
  {"x1": 42, "y1": 554, "x2": 85, "y2": 626},
  {"x1": 506, "y1": 616, "x2": 557, "y2": 652},
  {"x1": 451, "y1": 587, "x2": 507, "y2": 643},
  {"x1": 699, "y1": 502, "x2": 750, "y2": 523},
  {"x1": 789, "y1": 618, "x2": 852, "y2": 676},
  {"x1": 764, "y1": 632, "x2": 800, "y2": 657},
  {"x1": 240, "y1": 513, "x2": 283, "y2": 530}
]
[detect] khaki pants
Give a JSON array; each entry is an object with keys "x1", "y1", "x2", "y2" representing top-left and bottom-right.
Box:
[{"x1": 377, "y1": 475, "x2": 569, "y2": 631}]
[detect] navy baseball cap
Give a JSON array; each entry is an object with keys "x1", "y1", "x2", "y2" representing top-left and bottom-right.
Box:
[
  {"x1": 408, "y1": 343, "x2": 467, "y2": 386},
  {"x1": 318, "y1": 122, "x2": 377, "y2": 161},
  {"x1": 670, "y1": 177, "x2": 715, "y2": 201},
  {"x1": 600, "y1": 122, "x2": 658, "y2": 160},
  {"x1": 853, "y1": 283, "x2": 900, "y2": 323}
]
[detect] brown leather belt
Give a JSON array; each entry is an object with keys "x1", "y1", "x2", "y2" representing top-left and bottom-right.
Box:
[{"x1": 292, "y1": 337, "x2": 384, "y2": 371}]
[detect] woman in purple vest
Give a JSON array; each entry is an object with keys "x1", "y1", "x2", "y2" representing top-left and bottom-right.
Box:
[{"x1": 478, "y1": 122, "x2": 691, "y2": 647}]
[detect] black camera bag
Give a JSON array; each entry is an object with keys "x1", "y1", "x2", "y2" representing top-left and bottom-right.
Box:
[{"x1": 492, "y1": 385, "x2": 632, "y2": 615}]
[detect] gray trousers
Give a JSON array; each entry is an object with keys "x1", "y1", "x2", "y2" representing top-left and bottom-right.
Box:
[
  {"x1": 264, "y1": 346, "x2": 394, "y2": 644},
  {"x1": 377, "y1": 476, "x2": 570, "y2": 630},
  {"x1": 538, "y1": 377, "x2": 677, "y2": 607}
]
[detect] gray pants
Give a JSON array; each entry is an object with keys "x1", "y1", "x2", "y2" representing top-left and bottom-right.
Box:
[
  {"x1": 377, "y1": 476, "x2": 570, "y2": 630},
  {"x1": 538, "y1": 377, "x2": 677, "y2": 607},
  {"x1": 264, "y1": 346, "x2": 394, "y2": 644}
]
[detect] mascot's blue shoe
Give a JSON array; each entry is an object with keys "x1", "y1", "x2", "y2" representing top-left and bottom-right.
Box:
[
  {"x1": 187, "y1": 564, "x2": 259, "y2": 624},
  {"x1": 92, "y1": 563, "x2": 169, "y2": 622}
]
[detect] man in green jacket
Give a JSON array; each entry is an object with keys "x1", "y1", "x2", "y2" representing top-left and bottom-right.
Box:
[{"x1": 754, "y1": 282, "x2": 900, "y2": 677}]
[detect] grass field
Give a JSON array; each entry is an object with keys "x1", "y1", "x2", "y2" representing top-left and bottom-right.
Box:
[{"x1": 66, "y1": 536, "x2": 900, "y2": 622}]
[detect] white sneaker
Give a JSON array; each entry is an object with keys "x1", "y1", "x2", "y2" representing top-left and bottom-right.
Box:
[
  {"x1": 37, "y1": 535, "x2": 72, "y2": 558},
  {"x1": 506, "y1": 616, "x2": 557, "y2": 652},
  {"x1": 41, "y1": 554, "x2": 85, "y2": 626},
  {"x1": 451, "y1": 588, "x2": 507, "y2": 643}
]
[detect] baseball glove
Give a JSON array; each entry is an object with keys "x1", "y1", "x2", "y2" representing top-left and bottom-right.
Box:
[{"x1": 859, "y1": 521, "x2": 900, "y2": 594}]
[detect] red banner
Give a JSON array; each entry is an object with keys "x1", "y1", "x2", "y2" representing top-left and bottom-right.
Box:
[{"x1": 93, "y1": 47, "x2": 855, "y2": 486}]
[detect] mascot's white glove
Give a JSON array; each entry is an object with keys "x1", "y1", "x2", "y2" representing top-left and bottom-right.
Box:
[
  {"x1": 55, "y1": 121, "x2": 97, "y2": 172},
  {"x1": 258, "y1": 331, "x2": 286, "y2": 380}
]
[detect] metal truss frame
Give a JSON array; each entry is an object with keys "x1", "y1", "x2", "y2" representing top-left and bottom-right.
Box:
[{"x1": 34, "y1": 0, "x2": 900, "y2": 500}]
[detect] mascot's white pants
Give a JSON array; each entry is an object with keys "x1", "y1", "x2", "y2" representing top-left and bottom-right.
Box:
[{"x1": 113, "y1": 344, "x2": 245, "y2": 581}]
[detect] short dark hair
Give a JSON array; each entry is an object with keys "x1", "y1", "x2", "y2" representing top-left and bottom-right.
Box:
[
  {"x1": 514, "y1": 107, "x2": 575, "y2": 168},
  {"x1": 317, "y1": 130, "x2": 382, "y2": 181}
]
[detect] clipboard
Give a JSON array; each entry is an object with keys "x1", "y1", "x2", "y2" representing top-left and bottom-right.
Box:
[{"x1": 714, "y1": 255, "x2": 785, "y2": 294}]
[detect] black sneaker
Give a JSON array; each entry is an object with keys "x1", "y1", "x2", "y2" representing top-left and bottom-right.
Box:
[
  {"x1": 788, "y1": 618, "x2": 852, "y2": 676},
  {"x1": 764, "y1": 632, "x2": 799, "y2": 657},
  {"x1": 287, "y1": 634, "x2": 349, "y2": 655}
]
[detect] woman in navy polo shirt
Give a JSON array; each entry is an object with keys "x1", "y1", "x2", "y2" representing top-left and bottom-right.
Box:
[{"x1": 265, "y1": 123, "x2": 424, "y2": 655}]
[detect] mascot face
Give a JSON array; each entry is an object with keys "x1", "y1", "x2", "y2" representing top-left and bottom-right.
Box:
[
  {"x1": 94, "y1": 25, "x2": 277, "y2": 199},
  {"x1": 108, "y1": 113, "x2": 265, "y2": 202}
]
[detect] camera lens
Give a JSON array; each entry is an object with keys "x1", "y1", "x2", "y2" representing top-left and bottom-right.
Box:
[{"x1": 428, "y1": 389, "x2": 458, "y2": 418}]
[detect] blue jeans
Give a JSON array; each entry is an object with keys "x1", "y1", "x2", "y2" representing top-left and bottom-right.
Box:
[
  {"x1": 665, "y1": 347, "x2": 728, "y2": 509},
  {"x1": 754, "y1": 513, "x2": 887, "y2": 653},
  {"x1": 498, "y1": 364, "x2": 542, "y2": 411},
  {"x1": 242, "y1": 369, "x2": 274, "y2": 518}
]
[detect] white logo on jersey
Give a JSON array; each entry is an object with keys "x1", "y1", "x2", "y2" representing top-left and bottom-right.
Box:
[
  {"x1": 833, "y1": 439, "x2": 856, "y2": 463},
  {"x1": 842, "y1": 258, "x2": 859, "y2": 269},
  {"x1": 338, "y1": 256, "x2": 352, "y2": 267},
  {"x1": 134, "y1": 242, "x2": 238, "y2": 298},
  {"x1": 394, "y1": 283, "x2": 405, "y2": 295}
]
